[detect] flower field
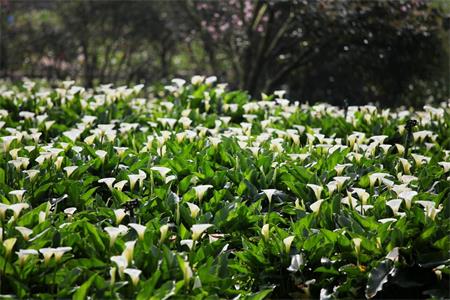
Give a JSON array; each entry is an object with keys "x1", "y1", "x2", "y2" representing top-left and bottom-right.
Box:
[{"x1": 0, "y1": 77, "x2": 449, "y2": 299}]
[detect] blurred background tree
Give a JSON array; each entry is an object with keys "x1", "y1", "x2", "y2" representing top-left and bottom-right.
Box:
[{"x1": 0, "y1": 0, "x2": 448, "y2": 107}]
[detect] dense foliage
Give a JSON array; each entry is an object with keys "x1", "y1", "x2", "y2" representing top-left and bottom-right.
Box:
[
  {"x1": 0, "y1": 78, "x2": 449, "y2": 298},
  {"x1": 1, "y1": 0, "x2": 449, "y2": 106}
]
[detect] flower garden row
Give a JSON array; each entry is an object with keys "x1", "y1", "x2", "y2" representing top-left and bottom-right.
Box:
[{"x1": 0, "y1": 77, "x2": 449, "y2": 298}]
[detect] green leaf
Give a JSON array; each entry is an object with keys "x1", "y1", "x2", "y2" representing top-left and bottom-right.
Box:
[
  {"x1": 82, "y1": 221, "x2": 106, "y2": 254},
  {"x1": 111, "y1": 189, "x2": 131, "y2": 204},
  {"x1": 0, "y1": 168, "x2": 5, "y2": 184},
  {"x1": 137, "y1": 270, "x2": 162, "y2": 300},
  {"x1": 33, "y1": 182, "x2": 53, "y2": 199},
  {"x1": 245, "y1": 288, "x2": 273, "y2": 300},
  {"x1": 314, "y1": 266, "x2": 340, "y2": 275},
  {"x1": 433, "y1": 236, "x2": 449, "y2": 251},
  {"x1": 149, "y1": 280, "x2": 176, "y2": 300},
  {"x1": 358, "y1": 175, "x2": 369, "y2": 188},
  {"x1": 80, "y1": 187, "x2": 98, "y2": 206},
  {"x1": 365, "y1": 260, "x2": 394, "y2": 299},
  {"x1": 73, "y1": 273, "x2": 97, "y2": 300}
]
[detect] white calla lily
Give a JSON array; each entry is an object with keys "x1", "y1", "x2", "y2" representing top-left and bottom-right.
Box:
[
  {"x1": 191, "y1": 224, "x2": 213, "y2": 241},
  {"x1": 307, "y1": 184, "x2": 323, "y2": 200},
  {"x1": 287, "y1": 254, "x2": 304, "y2": 272},
  {"x1": 186, "y1": 202, "x2": 200, "y2": 218},
  {"x1": 283, "y1": 236, "x2": 295, "y2": 254},
  {"x1": 98, "y1": 177, "x2": 116, "y2": 191},
  {"x1": 193, "y1": 185, "x2": 213, "y2": 202},
  {"x1": 124, "y1": 268, "x2": 142, "y2": 286},
  {"x1": 262, "y1": 189, "x2": 277, "y2": 204},
  {"x1": 128, "y1": 223, "x2": 146, "y2": 240}
]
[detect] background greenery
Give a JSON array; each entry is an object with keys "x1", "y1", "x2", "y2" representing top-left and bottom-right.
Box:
[{"x1": 0, "y1": 0, "x2": 450, "y2": 106}]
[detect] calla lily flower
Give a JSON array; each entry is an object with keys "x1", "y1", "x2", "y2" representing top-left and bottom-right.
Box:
[
  {"x1": 124, "y1": 268, "x2": 142, "y2": 286},
  {"x1": 399, "y1": 175, "x2": 418, "y2": 184},
  {"x1": 327, "y1": 181, "x2": 338, "y2": 196},
  {"x1": 63, "y1": 129, "x2": 82, "y2": 142},
  {"x1": 209, "y1": 234, "x2": 225, "y2": 244},
  {"x1": 122, "y1": 240, "x2": 136, "y2": 264},
  {"x1": 398, "y1": 191, "x2": 417, "y2": 209},
  {"x1": 307, "y1": 184, "x2": 323, "y2": 200},
  {"x1": 341, "y1": 191, "x2": 358, "y2": 209},
  {"x1": 9, "y1": 159, "x2": 24, "y2": 171},
  {"x1": 55, "y1": 157, "x2": 64, "y2": 170},
  {"x1": 191, "y1": 75, "x2": 205, "y2": 85},
  {"x1": 111, "y1": 255, "x2": 128, "y2": 278},
  {"x1": 38, "y1": 211, "x2": 46, "y2": 224},
  {"x1": 64, "y1": 166, "x2": 78, "y2": 177},
  {"x1": 113, "y1": 208, "x2": 127, "y2": 224},
  {"x1": 334, "y1": 163, "x2": 352, "y2": 176},
  {"x1": 355, "y1": 205, "x2": 373, "y2": 214},
  {"x1": 109, "y1": 267, "x2": 116, "y2": 285},
  {"x1": 171, "y1": 78, "x2": 186, "y2": 88},
  {"x1": 261, "y1": 224, "x2": 270, "y2": 241},
  {"x1": 165, "y1": 175, "x2": 177, "y2": 184},
  {"x1": 128, "y1": 170, "x2": 146, "y2": 190},
  {"x1": 104, "y1": 225, "x2": 128, "y2": 246},
  {"x1": 392, "y1": 184, "x2": 411, "y2": 196},
  {"x1": 191, "y1": 224, "x2": 213, "y2": 241},
  {"x1": 98, "y1": 177, "x2": 116, "y2": 191},
  {"x1": 16, "y1": 249, "x2": 38, "y2": 266},
  {"x1": 352, "y1": 188, "x2": 370, "y2": 205},
  {"x1": 262, "y1": 189, "x2": 277, "y2": 204},
  {"x1": 53, "y1": 247, "x2": 72, "y2": 262},
  {"x1": 411, "y1": 153, "x2": 431, "y2": 167},
  {"x1": 38, "y1": 248, "x2": 55, "y2": 264},
  {"x1": 180, "y1": 239, "x2": 194, "y2": 250},
  {"x1": 114, "y1": 146, "x2": 128, "y2": 157},
  {"x1": 179, "y1": 258, "x2": 193, "y2": 286},
  {"x1": 333, "y1": 176, "x2": 350, "y2": 191},
  {"x1": 95, "y1": 150, "x2": 107, "y2": 163},
  {"x1": 151, "y1": 166, "x2": 171, "y2": 181},
  {"x1": 1, "y1": 135, "x2": 17, "y2": 152},
  {"x1": 64, "y1": 207, "x2": 77, "y2": 221},
  {"x1": 186, "y1": 202, "x2": 200, "y2": 219},
  {"x1": 283, "y1": 236, "x2": 295, "y2": 254},
  {"x1": 310, "y1": 199, "x2": 324, "y2": 213},
  {"x1": 9, "y1": 190, "x2": 26, "y2": 202},
  {"x1": 438, "y1": 162, "x2": 450, "y2": 173},
  {"x1": 395, "y1": 144, "x2": 405, "y2": 156},
  {"x1": 415, "y1": 200, "x2": 437, "y2": 210},
  {"x1": 193, "y1": 185, "x2": 213, "y2": 202},
  {"x1": 415, "y1": 201, "x2": 443, "y2": 220},
  {"x1": 287, "y1": 254, "x2": 304, "y2": 272},
  {"x1": 9, "y1": 203, "x2": 29, "y2": 219},
  {"x1": 352, "y1": 238, "x2": 362, "y2": 255},
  {"x1": 159, "y1": 224, "x2": 169, "y2": 243},
  {"x1": 399, "y1": 158, "x2": 411, "y2": 174},
  {"x1": 3, "y1": 238, "x2": 17, "y2": 257},
  {"x1": 113, "y1": 180, "x2": 127, "y2": 191},
  {"x1": 15, "y1": 226, "x2": 32, "y2": 241},
  {"x1": 23, "y1": 169, "x2": 40, "y2": 181},
  {"x1": 128, "y1": 174, "x2": 140, "y2": 191},
  {"x1": 128, "y1": 223, "x2": 146, "y2": 240},
  {"x1": 0, "y1": 203, "x2": 9, "y2": 220},
  {"x1": 386, "y1": 199, "x2": 403, "y2": 216},
  {"x1": 208, "y1": 137, "x2": 222, "y2": 148},
  {"x1": 368, "y1": 173, "x2": 391, "y2": 188}
]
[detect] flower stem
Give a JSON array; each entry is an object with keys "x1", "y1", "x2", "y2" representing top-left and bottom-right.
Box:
[
  {"x1": 403, "y1": 119, "x2": 417, "y2": 159},
  {"x1": 53, "y1": 266, "x2": 57, "y2": 296},
  {"x1": 1, "y1": 254, "x2": 8, "y2": 293}
]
